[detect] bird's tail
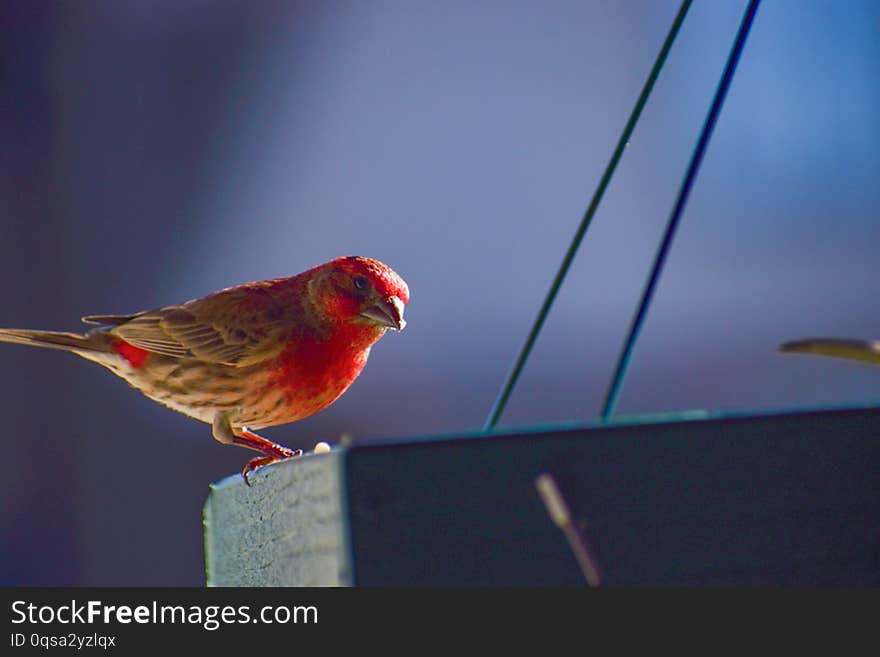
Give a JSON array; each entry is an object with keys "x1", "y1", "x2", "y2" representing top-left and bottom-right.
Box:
[{"x1": 0, "y1": 328, "x2": 110, "y2": 359}]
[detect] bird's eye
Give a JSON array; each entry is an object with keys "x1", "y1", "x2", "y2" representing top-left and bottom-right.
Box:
[{"x1": 353, "y1": 276, "x2": 369, "y2": 291}]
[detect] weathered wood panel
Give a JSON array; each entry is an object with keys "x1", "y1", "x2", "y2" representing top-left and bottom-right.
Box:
[{"x1": 205, "y1": 406, "x2": 880, "y2": 586}]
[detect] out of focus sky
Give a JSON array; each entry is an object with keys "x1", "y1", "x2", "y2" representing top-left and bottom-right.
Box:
[{"x1": 1, "y1": 1, "x2": 877, "y2": 585}]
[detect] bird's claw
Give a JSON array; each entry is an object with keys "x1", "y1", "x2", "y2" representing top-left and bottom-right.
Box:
[{"x1": 241, "y1": 448, "x2": 303, "y2": 486}]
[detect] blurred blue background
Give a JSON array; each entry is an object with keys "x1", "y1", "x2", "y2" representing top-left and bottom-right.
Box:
[{"x1": 1, "y1": 0, "x2": 877, "y2": 585}]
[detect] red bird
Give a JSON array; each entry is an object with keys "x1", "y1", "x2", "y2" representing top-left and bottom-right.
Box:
[{"x1": 0, "y1": 256, "x2": 409, "y2": 482}]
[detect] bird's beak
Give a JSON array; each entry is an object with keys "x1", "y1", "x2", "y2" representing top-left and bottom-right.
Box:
[{"x1": 361, "y1": 295, "x2": 406, "y2": 331}]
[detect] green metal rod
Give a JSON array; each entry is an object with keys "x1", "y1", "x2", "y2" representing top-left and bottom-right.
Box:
[
  {"x1": 600, "y1": 0, "x2": 761, "y2": 421},
  {"x1": 484, "y1": 0, "x2": 693, "y2": 430}
]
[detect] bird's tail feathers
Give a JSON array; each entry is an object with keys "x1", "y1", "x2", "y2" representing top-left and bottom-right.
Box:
[{"x1": 0, "y1": 328, "x2": 110, "y2": 358}]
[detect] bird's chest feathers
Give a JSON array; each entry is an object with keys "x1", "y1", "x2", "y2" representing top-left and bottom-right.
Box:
[{"x1": 269, "y1": 323, "x2": 381, "y2": 399}]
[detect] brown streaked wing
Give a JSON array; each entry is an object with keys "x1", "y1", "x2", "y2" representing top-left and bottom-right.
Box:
[
  {"x1": 81, "y1": 313, "x2": 140, "y2": 326},
  {"x1": 110, "y1": 285, "x2": 290, "y2": 366}
]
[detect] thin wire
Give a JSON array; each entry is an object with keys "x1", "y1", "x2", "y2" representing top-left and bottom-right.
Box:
[
  {"x1": 483, "y1": 0, "x2": 693, "y2": 431},
  {"x1": 600, "y1": 0, "x2": 761, "y2": 421}
]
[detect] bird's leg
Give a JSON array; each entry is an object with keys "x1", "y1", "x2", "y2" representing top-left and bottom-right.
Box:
[
  {"x1": 235, "y1": 427, "x2": 303, "y2": 484},
  {"x1": 212, "y1": 412, "x2": 302, "y2": 485}
]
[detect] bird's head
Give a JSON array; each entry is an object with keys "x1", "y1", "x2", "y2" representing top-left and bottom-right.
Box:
[{"x1": 308, "y1": 256, "x2": 409, "y2": 332}]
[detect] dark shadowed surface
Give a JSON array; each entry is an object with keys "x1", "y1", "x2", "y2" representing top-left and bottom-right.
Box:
[
  {"x1": 1, "y1": 1, "x2": 878, "y2": 585},
  {"x1": 345, "y1": 407, "x2": 880, "y2": 585}
]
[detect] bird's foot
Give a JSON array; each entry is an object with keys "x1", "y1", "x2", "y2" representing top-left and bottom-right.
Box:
[
  {"x1": 240, "y1": 451, "x2": 302, "y2": 486},
  {"x1": 235, "y1": 427, "x2": 302, "y2": 486}
]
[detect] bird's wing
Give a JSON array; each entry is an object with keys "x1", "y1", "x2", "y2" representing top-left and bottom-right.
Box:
[
  {"x1": 108, "y1": 284, "x2": 291, "y2": 366},
  {"x1": 82, "y1": 314, "x2": 139, "y2": 326}
]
